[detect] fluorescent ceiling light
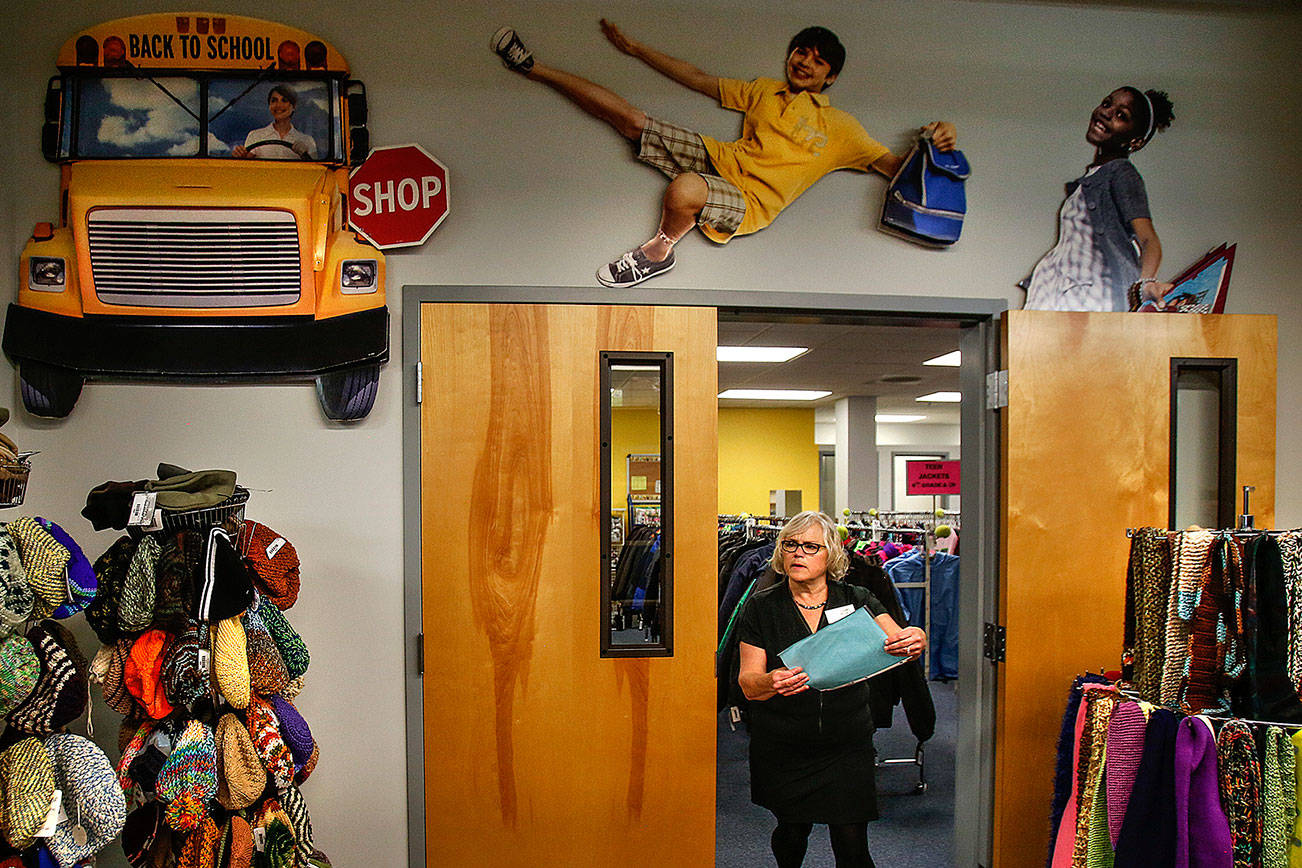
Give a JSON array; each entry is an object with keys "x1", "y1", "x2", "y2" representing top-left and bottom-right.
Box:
[
  {"x1": 876, "y1": 414, "x2": 926, "y2": 423},
  {"x1": 923, "y1": 351, "x2": 961, "y2": 367},
  {"x1": 718, "y1": 389, "x2": 830, "y2": 401},
  {"x1": 716, "y1": 346, "x2": 809, "y2": 363},
  {"x1": 610, "y1": 364, "x2": 661, "y2": 371},
  {"x1": 915, "y1": 391, "x2": 962, "y2": 403}
]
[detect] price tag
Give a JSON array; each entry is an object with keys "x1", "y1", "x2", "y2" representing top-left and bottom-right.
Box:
[
  {"x1": 145, "y1": 509, "x2": 164, "y2": 532},
  {"x1": 197, "y1": 649, "x2": 210, "y2": 674},
  {"x1": 253, "y1": 827, "x2": 266, "y2": 851},
  {"x1": 127, "y1": 492, "x2": 158, "y2": 526},
  {"x1": 34, "y1": 789, "x2": 61, "y2": 837},
  {"x1": 266, "y1": 537, "x2": 286, "y2": 559}
]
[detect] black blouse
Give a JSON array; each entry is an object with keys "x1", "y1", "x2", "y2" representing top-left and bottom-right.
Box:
[{"x1": 737, "y1": 578, "x2": 889, "y2": 745}]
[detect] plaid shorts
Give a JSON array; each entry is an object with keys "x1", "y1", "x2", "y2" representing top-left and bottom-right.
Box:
[{"x1": 637, "y1": 117, "x2": 746, "y2": 238}]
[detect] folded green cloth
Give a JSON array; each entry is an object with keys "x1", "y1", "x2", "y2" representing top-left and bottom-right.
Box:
[
  {"x1": 779, "y1": 607, "x2": 907, "y2": 690},
  {"x1": 146, "y1": 468, "x2": 236, "y2": 510}
]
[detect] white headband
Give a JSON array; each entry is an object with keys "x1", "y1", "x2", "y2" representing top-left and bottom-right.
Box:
[{"x1": 1134, "y1": 88, "x2": 1156, "y2": 146}]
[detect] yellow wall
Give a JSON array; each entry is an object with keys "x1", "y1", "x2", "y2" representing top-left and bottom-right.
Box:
[
  {"x1": 718, "y1": 408, "x2": 820, "y2": 516},
  {"x1": 610, "y1": 408, "x2": 663, "y2": 513}
]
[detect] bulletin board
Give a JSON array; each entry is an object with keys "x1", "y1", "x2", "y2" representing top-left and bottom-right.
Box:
[{"x1": 626, "y1": 454, "x2": 661, "y2": 503}]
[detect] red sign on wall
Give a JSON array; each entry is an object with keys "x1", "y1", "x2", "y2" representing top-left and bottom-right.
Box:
[
  {"x1": 348, "y1": 143, "x2": 450, "y2": 249},
  {"x1": 906, "y1": 460, "x2": 961, "y2": 495}
]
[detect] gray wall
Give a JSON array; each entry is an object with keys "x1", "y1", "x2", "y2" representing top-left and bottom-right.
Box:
[{"x1": 1, "y1": 1, "x2": 1298, "y2": 864}]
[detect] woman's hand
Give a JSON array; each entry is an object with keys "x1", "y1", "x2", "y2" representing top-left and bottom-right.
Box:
[
  {"x1": 884, "y1": 626, "x2": 927, "y2": 660},
  {"x1": 231, "y1": 144, "x2": 249, "y2": 158},
  {"x1": 600, "y1": 19, "x2": 639, "y2": 57},
  {"x1": 770, "y1": 666, "x2": 810, "y2": 696},
  {"x1": 923, "y1": 121, "x2": 958, "y2": 152}
]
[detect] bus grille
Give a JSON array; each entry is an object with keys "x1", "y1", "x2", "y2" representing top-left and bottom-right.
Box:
[{"x1": 87, "y1": 209, "x2": 301, "y2": 308}]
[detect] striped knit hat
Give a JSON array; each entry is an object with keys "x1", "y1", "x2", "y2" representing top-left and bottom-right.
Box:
[
  {"x1": 215, "y1": 713, "x2": 265, "y2": 811},
  {"x1": 213, "y1": 617, "x2": 250, "y2": 710},
  {"x1": 42, "y1": 733, "x2": 127, "y2": 867},
  {"x1": 257, "y1": 598, "x2": 309, "y2": 681},
  {"x1": 157, "y1": 719, "x2": 218, "y2": 832},
  {"x1": 0, "y1": 634, "x2": 39, "y2": 717},
  {"x1": 162, "y1": 623, "x2": 208, "y2": 711},
  {"x1": 280, "y1": 784, "x2": 315, "y2": 868},
  {"x1": 124, "y1": 629, "x2": 175, "y2": 720},
  {"x1": 37, "y1": 518, "x2": 98, "y2": 620},
  {"x1": 119, "y1": 534, "x2": 162, "y2": 632},
  {"x1": 245, "y1": 696, "x2": 294, "y2": 791},
  {"x1": 244, "y1": 607, "x2": 289, "y2": 698},
  {"x1": 6, "y1": 516, "x2": 69, "y2": 617},
  {"x1": 100, "y1": 638, "x2": 137, "y2": 716},
  {"x1": 0, "y1": 526, "x2": 33, "y2": 634},
  {"x1": 85, "y1": 536, "x2": 136, "y2": 644},
  {"x1": 0, "y1": 737, "x2": 55, "y2": 850},
  {"x1": 5, "y1": 620, "x2": 89, "y2": 735},
  {"x1": 236, "y1": 522, "x2": 300, "y2": 611}
]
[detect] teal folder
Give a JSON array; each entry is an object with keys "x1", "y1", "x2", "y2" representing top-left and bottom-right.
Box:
[{"x1": 778, "y1": 607, "x2": 909, "y2": 690}]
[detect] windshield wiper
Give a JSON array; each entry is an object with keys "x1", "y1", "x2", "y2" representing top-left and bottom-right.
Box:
[
  {"x1": 208, "y1": 62, "x2": 279, "y2": 124},
  {"x1": 123, "y1": 59, "x2": 200, "y2": 123}
]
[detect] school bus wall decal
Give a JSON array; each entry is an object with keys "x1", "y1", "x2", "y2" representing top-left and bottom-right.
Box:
[{"x1": 2, "y1": 12, "x2": 388, "y2": 421}]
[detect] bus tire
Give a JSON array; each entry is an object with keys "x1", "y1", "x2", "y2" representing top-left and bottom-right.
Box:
[
  {"x1": 315, "y1": 363, "x2": 380, "y2": 422},
  {"x1": 19, "y1": 360, "x2": 83, "y2": 419}
]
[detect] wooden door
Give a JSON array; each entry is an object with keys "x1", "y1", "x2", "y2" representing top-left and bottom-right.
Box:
[
  {"x1": 993, "y1": 311, "x2": 1277, "y2": 865},
  {"x1": 418, "y1": 303, "x2": 717, "y2": 866}
]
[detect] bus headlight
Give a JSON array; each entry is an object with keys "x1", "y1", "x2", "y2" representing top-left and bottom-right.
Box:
[
  {"x1": 29, "y1": 257, "x2": 66, "y2": 291},
  {"x1": 340, "y1": 259, "x2": 377, "y2": 293}
]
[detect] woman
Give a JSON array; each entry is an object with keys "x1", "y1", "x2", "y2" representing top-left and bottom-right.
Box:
[
  {"x1": 232, "y1": 84, "x2": 317, "y2": 160},
  {"x1": 737, "y1": 510, "x2": 926, "y2": 867},
  {"x1": 1022, "y1": 87, "x2": 1175, "y2": 311}
]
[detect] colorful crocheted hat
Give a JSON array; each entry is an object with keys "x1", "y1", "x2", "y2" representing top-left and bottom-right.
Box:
[
  {"x1": 156, "y1": 719, "x2": 218, "y2": 833},
  {"x1": 269, "y1": 696, "x2": 314, "y2": 769},
  {"x1": 216, "y1": 814, "x2": 253, "y2": 868},
  {"x1": 280, "y1": 784, "x2": 315, "y2": 868},
  {"x1": 194, "y1": 529, "x2": 255, "y2": 623},
  {"x1": 0, "y1": 527, "x2": 33, "y2": 634},
  {"x1": 175, "y1": 814, "x2": 220, "y2": 868},
  {"x1": 121, "y1": 800, "x2": 166, "y2": 867},
  {"x1": 85, "y1": 536, "x2": 136, "y2": 644},
  {"x1": 244, "y1": 697, "x2": 294, "y2": 791},
  {"x1": 36, "y1": 519, "x2": 98, "y2": 619},
  {"x1": 0, "y1": 737, "x2": 55, "y2": 850},
  {"x1": 213, "y1": 617, "x2": 250, "y2": 710},
  {"x1": 153, "y1": 532, "x2": 201, "y2": 635},
  {"x1": 42, "y1": 733, "x2": 127, "y2": 867},
  {"x1": 0, "y1": 635, "x2": 39, "y2": 717},
  {"x1": 243, "y1": 607, "x2": 289, "y2": 697},
  {"x1": 162, "y1": 623, "x2": 208, "y2": 711},
  {"x1": 6, "y1": 620, "x2": 89, "y2": 735},
  {"x1": 236, "y1": 522, "x2": 300, "y2": 611},
  {"x1": 6, "y1": 516, "x2": 69, "y2": 618},
  {"x1": 124, "y1": 629, "x2": 175, "y2": 720},
  {"x1": 119, "y1": 534, "x2": 161, "y2": 632},
  {"x1": 215, "y1": 713, "x2": 266, "y2": 811},
  {"x1": 257, "y1": 599, "x2": 309, "y2": 681},
  {"x1": 115, "y1": 718, "x2": 156, "y2": 796}
]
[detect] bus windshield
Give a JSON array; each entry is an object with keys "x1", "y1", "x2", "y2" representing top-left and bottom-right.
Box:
[{"x1": 72, "y1": 74, "x2": 337, "y2": 161}]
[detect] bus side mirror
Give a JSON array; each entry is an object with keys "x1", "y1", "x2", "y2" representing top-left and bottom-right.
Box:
[
  {"x1": 347, "y1": 91, "x2": 368, "y2": 126},
  {"x1": 349, "y1": 129, "x2": 370, "y2": 166},
  {"x1": 346, "y1": 81, "x2": 370, "y2": 167}
]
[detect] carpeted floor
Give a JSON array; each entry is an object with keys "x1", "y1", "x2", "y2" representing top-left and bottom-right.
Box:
[{"x1": 716, "y1": 680, "x2": 957, "y2": 866}]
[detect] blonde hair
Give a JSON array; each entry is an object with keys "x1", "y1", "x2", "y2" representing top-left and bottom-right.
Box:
[{"x1": 768, "y1": 510, "x2": 848, "y2": 580}]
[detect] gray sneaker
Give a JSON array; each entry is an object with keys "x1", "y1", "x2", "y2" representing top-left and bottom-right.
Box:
[
  {"x1": 491, "y1": 27, "x2": 534, "y2": 73},
  {"x1": 596, "y1": 248, "x2": 676, "y2": 288}
]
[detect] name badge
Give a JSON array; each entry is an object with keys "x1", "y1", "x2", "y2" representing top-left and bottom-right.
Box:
[{"x1": 825, "y1": 604, "x2": 854, "y2": 624}]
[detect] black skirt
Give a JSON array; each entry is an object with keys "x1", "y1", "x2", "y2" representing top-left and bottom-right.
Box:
[{"x1": 749, "y1": 732, "x2": 878, "y2": 824}]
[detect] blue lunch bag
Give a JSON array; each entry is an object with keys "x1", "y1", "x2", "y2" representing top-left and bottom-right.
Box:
[{"x1": 880, "y1": 135, "x2": 970, "y2": 247}]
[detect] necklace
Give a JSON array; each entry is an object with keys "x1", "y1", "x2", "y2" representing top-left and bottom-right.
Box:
[{"x1": 794, "y1": 598, "x2": 826, "y2": 610}]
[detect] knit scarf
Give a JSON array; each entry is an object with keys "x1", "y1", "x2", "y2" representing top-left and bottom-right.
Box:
[
  {"x1": 1262, "y1": 726, "x2": 1296, "y2": 868},
  {"x1": 1278, "y1": 533, "x2": 1302, "y2": 696},
  {"x1": 1217, "y1": 719, "x2": 1262, "y2": 868},
  {"x1": 1073, "y1": 688, "x2": 1121, "y2": 867},
  {"x1": 1124, "y1": 528, "x2": 1171, "y2": 701},
  {"x1": 1162, "y1": 530, "x2": 1208, "y2": 705}
]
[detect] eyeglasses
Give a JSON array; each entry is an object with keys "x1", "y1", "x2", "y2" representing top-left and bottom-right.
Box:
[{"x1": 780, "y1": 540, "x2": 827, "y2": 555}]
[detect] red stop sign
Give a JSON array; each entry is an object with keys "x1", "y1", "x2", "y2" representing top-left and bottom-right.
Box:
[{"x1": 348, "y1": 143, "x2": 450, "y2": 249}]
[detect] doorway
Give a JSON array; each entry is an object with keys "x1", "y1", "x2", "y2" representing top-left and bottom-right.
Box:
[{"x1": 401, "y1": 286, "x2": 1005, "y2": 867}]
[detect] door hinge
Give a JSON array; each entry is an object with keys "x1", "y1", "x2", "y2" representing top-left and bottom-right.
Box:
[
  {"x1": 415, "y1": 362, "x2": 423, "y2": 405},
  {"x1": 983, "y1": 622, "x2": 1006, "y2": 663},
  {"x1": 416, "y1": 632, "x2": 425, "y2": 676},
  {"x1": 985, "y1": 369, "x2": 1008, "y2": 410}
]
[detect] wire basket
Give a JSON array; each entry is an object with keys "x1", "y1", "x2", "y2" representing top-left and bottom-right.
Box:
[
  {"x1": 158, "y1": 486, "x2": 250, "y2": 533},
  {"x1": 0, "y1": 454, "x2": 33, "y2": 509}
]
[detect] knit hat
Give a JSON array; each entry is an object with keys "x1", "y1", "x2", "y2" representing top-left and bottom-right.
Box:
[
  {"x1": 0, "y1": 737, "x2": 55, "y2": 850},
  {"x1": 5, "y1": 620, "x2": 89, "y2": 735},
  {"x1": 153, "y1": 532, "x2": 201, "y2": 634},
  {"x1": 215, "y1": 714, "x2": 265, "y2": 811},
  {"x1": 85, "y1": 536, "x2": 136, "y2": 644},
  {"x1": 280, "y1": 675, "x2": 306, "y2": 702},
  {"x1": 252, "y1": 799, "x2": 296, "y2": 868},
  {"x1": 121, "y1": 800, "x2": 166, "y2": 867},
  {"x1": 244, "y1": 697, "x2": 294, "y2": 791},
  {"x1": 212, "y1": 617, "x2": 250, "y2": 710},
  {"x1": 0, "y1": 635, "x2": 39, "y2": 717},
  {"x1": 236, "y1": 523, "x2": 300, "y2": 611},
  {"x1": 216, "y1": 815, "x2": 253, "y2": 868},
  {"x1": 156, "y1": 720, "x2": 218, "y2": 832},
  {"x1": 81, "y1": 480, "x2": 148, "y2": 532},
  {"x1": 257, "y1": 600, "x2": 308, "y2": 681},
  {"x1": 124, "y1": 629, "x2": 174, "y2": 720},
  {"x1": 115, "y1": 718, "x2": 155, "y2": 796},
  {"x1": 120, "y1": 535, "x2": 161, "y2": 632},
  {"x1": 163, "y1": 623, "x2": 208, "y2": 711},
  {"x1": 294, "y1": 743, "x2": 319, "y2": 787},
  {"x1": 269, "y1": 696, "x2": 314, "y2": 769},
  {"x1": 100, "y1": 638, "x2": 137, "y2": 716},
  {"x1": 279, "y1": 784, "x2": 314, "y2": 868},
  {"x1": 0, "y1": 527, "x2": 33, "y2": 633},
  {"x1": 42, "y1": 733, "x2": 127, "y2": 868},
  {"x1": 176, "y1": 815, "x2": 221, "y2": 868},
  {"x1": 35, "y1": 519, "x2": 97, "y2": 619},
  {"x1": 6, "y1": 517, "x2": 69, "y2": 617},
  {"x1": 243, "y1": 608, "x2": 288, "y2": 697},
  {"x1": 195, "y1": 529, "x2": 255, "y2": 623}
]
